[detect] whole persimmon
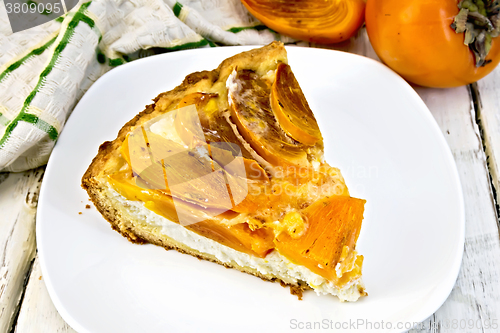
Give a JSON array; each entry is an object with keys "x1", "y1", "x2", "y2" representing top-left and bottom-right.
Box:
[{"x1": 366, "y1": 0, "x2": 500, "y2": 88}]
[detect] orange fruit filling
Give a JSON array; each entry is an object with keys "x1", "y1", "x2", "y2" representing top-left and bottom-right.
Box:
[
  {"x1": 109, "y1": 70, "x2": 365, "y2": 283},
  {"x1": 275, "y1": 196, "x2": 365, "y2": 281}
]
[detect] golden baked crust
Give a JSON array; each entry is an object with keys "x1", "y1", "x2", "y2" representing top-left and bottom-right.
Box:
[{"x1": 81, "y1": 42, "x2": 312, "y2": 297}]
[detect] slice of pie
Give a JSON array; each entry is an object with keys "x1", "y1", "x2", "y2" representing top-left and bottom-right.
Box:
[{"x1": 82, "y1": 42, "x2": 367, "y2": 302}]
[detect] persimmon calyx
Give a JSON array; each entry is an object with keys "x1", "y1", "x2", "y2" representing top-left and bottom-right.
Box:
[{"x1": 451, "y1": 0, "x2": 500, "y2": 67}]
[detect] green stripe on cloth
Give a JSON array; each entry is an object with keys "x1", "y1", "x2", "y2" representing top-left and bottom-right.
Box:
[
  {"x1": 18, "y1": 114, "x2": 58, "y2": 140},
  {"x1": 109, "y1": 58, "x2": 124, "y2": 66},
  {"x1": 97, "y1": 49, "x2": 106, "y2": 64},
  {"x1": 226, "y1": 25, "x2": 269, "y2": 34},
  {"x1": 173, "y1": 2, "x2": 183, "y2": 17},
  {"x1": 107, "y1": 39, "x2": 210, "y2": 67},
  {"x1": 0, "y1": 1, "x2": 95, "y2": 149},
  {"x1": 0, "y1": 36, "x2": 57, "y2": 83}
]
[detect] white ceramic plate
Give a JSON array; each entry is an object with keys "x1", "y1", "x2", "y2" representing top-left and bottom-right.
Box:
[{"x1": 37, "y1": 46, "x2": 464, "y2": 333}]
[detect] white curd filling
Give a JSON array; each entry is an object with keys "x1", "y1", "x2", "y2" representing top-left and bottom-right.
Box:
[{"x1": 105, "y1": 186, "x2": 365, "y2": 302}]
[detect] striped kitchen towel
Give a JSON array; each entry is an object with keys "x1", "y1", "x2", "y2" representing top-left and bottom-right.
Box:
[{"x1": 0, "y1": 0, "x2": 296, "y2": 172}]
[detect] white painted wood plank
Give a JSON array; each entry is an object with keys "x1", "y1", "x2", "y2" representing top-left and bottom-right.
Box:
[
  {"x1": 0, "y1": 168, "x2": 43, "y2": 332},
  {"x1": 474, "y1": 68, "x2": 500, "y2": 209},
  {"x1": 14, "y1": 256, "x2": 76, "y2": 333},
  {"x1": 414, "y1": 86, "x2": 500, "y2": 332}
]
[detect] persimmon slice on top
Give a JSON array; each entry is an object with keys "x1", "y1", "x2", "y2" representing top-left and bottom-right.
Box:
[
  {"x1": 271, "y1": 63, "x2": 323, "y2": 146},
  {"x1": 174, "y1": 92, "x2": 270, "y2": 182},
  {"x1": 228, "y1": 69, "x2": 309, "y2": 167}
]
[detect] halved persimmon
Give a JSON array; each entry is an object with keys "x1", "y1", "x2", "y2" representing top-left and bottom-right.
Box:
[{"x1": 241, "y1": 0, "x2": 366, "y2": 44}]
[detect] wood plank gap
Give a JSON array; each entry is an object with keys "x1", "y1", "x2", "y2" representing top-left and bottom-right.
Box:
[
  {"x1": 8, "y1": 257, "x2": 34, "y2": 333},
  {"x1": 470, "y1": 82, "x2": 500, "y2": 226},
  {"x1": 0, "y1": 173, "x2": 9, "y2": 187},
  {"x1": 14, "y1": 255, "x2": 77, "y2": 333}
]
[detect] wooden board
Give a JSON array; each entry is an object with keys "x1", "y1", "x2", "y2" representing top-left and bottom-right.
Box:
[
  {"x1": 0, "y1": 168, "x2": 43, "y2": 332},
  {"x1": 414, "y1": 85, "x2": 500, "y2": 332},
  {"x1": 14, "y1": 256, "x2": 76, "y2": 333}
]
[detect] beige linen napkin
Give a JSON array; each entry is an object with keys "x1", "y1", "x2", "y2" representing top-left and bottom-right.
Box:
[{"x1": 0, "y1": 0, "x2": 296, "y2": 171}]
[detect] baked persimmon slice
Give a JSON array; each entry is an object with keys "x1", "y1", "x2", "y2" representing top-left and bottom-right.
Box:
[
  {"x1": 271, "y1": 63, "x2": 322, "y2": 146},
  {"x1": 274, "y1": 195, "x2": 365, "y2": 280},
  {"x1": 228, "y1": 69, "x2": 309, "y2": 167},
  {"x1": 175, "y1": 92, "x2": 269, "y2": 182},
  {"x1": 109, "y1": 169, "x2": 274, "y2": 258}
]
